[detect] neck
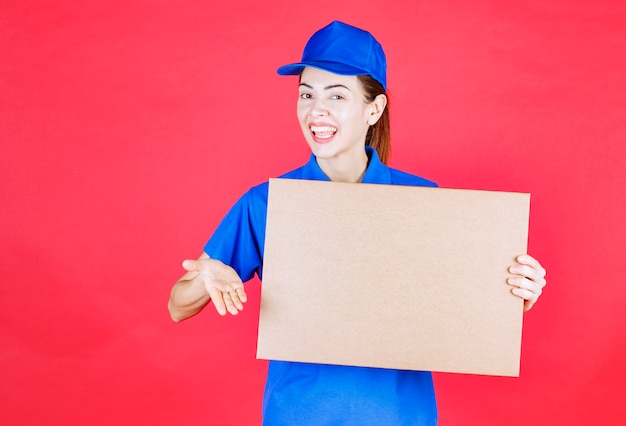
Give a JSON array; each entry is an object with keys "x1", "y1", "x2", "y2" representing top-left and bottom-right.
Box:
[{"x1": 316, "y1": 149, "x2": 369, "y2": 183}]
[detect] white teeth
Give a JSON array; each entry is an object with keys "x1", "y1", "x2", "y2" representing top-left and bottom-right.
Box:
[
  {"x1": 316, "y1": 133, "x2": 334, "y2": 139},
  {"x1": 311, "y1": 125, "x2": 337, "y2": 134}
]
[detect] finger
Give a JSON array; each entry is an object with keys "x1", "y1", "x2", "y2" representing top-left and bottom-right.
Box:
[
  {"x1": 226, "y1": 289, "x2": 244, "y2": 311},
  {"x1": 182, "y1": 259, "x2": 197, "y2": 272},
  {"x1": 220, "y1": 279, "x2": 247, "y2": 308},
  {"x1": 183, "y1": 258, "x2": 215, "y2": 274},
  {"x1": 222, "y1": 292, "x2": 241, "y2": 315},
  {"x1": 509, "y1": 264, "x2": 540, "y2": 281},
  {"x1": 508, "y1": 277, "x2": 542, "y2": 313},
  {"x1": 235, "y1": 287, "x2": 248, "y2": 304},
  {"x1": 510, "y1": 287, "x2": 538, "y2": 312},
  {"x1": 183, "y1": 259, "x2": 213, "y2": 274},
  {"x1": 508, "y1": 264, "x2": 547, "y2": 289},
  {"x1": 507, "y1": 275, "x2": 543, "y2": 296},
  {"x1": 206, "y1": 287, "x2": 228, "y2": 316},
  {"x1": 510, "y1": 284, "x2": 539, "y2": 301},
  {"x1": 523, "y1": 299, "x2": 536, "y2": 312},
  {"x1": 214, "y1": 280, "x2": 246, "y2": 309},
  {"x1": 515, "y1": 255, "x2": 547, "y2": 278}
]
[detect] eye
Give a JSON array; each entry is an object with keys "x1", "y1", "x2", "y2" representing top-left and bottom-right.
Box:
[
  {"x1": 299, "y1": 92, "x2": 312, "y2": 99},
  {"x1": 331, "y1": 94, "x2": 345, "y2": 100}
]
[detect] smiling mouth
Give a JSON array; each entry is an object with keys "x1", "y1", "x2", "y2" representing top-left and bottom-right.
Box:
[{"x1": 311, "y1": 125, "x2": 337, "y2": 139}]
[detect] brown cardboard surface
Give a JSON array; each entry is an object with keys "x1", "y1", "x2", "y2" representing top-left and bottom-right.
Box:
[{"x1": 257, "y1": 178, "x2": 530, "y2": 377}]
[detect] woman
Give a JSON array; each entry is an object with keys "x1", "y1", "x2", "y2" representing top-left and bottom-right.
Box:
[{"x1": 168, "y1": 21, "x2": 547, "y2": 425}]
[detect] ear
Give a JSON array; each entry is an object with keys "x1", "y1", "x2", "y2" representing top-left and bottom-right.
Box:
[{"x1": 367, "y1": 94, "x2": 388, "y2": 126}]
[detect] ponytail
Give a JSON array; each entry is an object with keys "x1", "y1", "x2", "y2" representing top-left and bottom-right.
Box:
[{"x1": 358, "y1": 75, "x2": 391, "y2": 164}]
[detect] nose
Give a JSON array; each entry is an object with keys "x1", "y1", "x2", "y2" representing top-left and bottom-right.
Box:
[{"x1": 309, "y1": 97, "x2": 329, "y2": 117}]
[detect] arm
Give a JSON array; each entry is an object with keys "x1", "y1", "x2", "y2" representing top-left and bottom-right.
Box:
[
  {"x1": 168, "y1": 253, "x2": 248, "y2": 322},
  {"x1": 507, "y1": 254, "x2": 547, "y2": 312}
]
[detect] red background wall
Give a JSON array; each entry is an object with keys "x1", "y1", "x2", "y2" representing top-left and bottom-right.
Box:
[{"x1": 2, "y1": 1, "x2": 625, "y2": 424}]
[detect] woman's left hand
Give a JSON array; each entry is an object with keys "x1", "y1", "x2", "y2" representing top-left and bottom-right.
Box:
[{"x1": 507, "y1": 254, "x2": 547, "y2": 312}]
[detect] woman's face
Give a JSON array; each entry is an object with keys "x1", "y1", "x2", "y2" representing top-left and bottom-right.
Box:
[{"x1": 297, "y1": 67, "x2": 380, "y2": 165}]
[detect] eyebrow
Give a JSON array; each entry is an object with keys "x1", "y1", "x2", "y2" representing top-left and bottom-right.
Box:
[{"x1": 299, "y1": 82, "x2": 352, "y2": 91}]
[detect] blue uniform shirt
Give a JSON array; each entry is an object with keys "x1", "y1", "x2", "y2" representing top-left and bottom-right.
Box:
[{"x1": 205, "y1": 147, "x2": 439, "y2": 425}]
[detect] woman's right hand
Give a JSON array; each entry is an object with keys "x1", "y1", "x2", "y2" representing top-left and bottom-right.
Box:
[
  {"x1": 182, "y1": 255, "x2": 247, "y2": 316},
  {"x1": 168, "y1": 253, "x2": 247, "y2": 321}
]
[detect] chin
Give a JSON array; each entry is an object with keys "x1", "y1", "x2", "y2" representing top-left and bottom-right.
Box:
[{"x1": 307, "y1": 143, "x2": 338, "y2": 160}]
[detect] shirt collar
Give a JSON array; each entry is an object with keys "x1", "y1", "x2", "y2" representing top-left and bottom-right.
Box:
[{"x1": 301, "y1": 146, "x2": 392, "y2": 184}]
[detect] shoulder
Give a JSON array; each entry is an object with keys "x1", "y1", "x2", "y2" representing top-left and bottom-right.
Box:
[
  {"x1": 388, "y1": 166, "x2": 439, "y2": 188},
  {"x1": 239, "y1": 182, "x2": 269, "y2": 210}
]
